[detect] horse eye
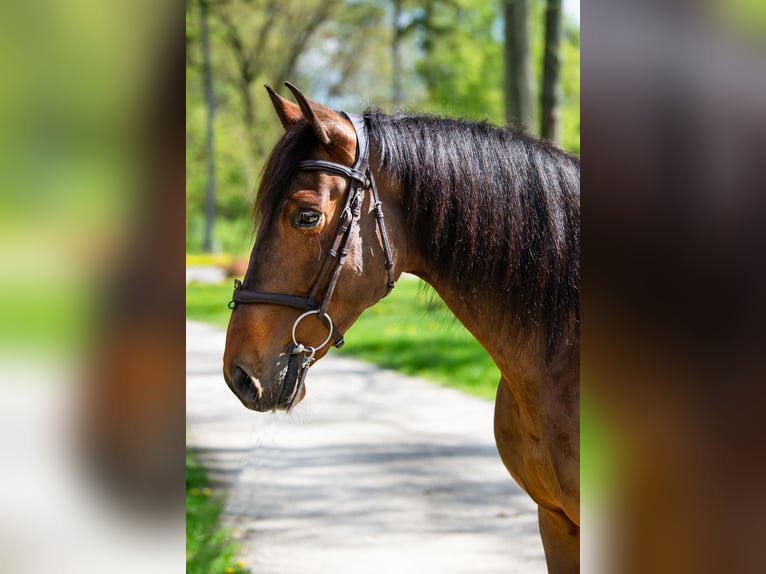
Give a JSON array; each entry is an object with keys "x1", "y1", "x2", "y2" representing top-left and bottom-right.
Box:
[{"x1": 291, "y1": 209, "x2": 323, "y2": 228}]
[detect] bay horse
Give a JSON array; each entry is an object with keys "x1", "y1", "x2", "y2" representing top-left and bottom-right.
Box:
[{"x1": 223, "y1": 83, "x2": 580, "y2": 573}]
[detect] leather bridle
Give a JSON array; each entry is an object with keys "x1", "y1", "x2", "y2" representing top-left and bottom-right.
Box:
[{"x1": 228, "y1": 113, "x2": 396, "y2": 411}]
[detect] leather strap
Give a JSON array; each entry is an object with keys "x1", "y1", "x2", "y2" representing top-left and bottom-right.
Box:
[
  {"x1": 297, "y1": 160, "x2": 368, "y2": 186},
  {"x1": 278, "y1": 345, "x2": 310, "y2": 411},
  {"x1": 369, "y1": 167, "x2": 397, "y2": 296},
  {"x1": 231, "y1": 286, "x2": 313, "y2": 310},
  {"x1": 230, "y1": 279, "x2": 345, "y2": 347},
  {"x1": 349, "y1": 113, "x2": 396, "y2": 295}
]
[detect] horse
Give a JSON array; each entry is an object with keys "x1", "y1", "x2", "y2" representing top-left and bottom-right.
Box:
[{"x1": 223, "y1": 83, "x2": 580, "y2": 573}]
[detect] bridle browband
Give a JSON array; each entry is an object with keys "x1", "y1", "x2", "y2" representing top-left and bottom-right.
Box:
[{"x1": 228, "y1": 113, "x2": 396, "y2": 411}]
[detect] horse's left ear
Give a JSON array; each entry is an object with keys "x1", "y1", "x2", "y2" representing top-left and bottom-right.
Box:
[
  {"x1": 284, "y1": 82, "x2": 356, "y2": 164},
  {"x1": 265, "y1": 84, "x2": 303, "y2": 129}
]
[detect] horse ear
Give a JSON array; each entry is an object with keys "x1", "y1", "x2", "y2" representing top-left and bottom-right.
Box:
[
  {"x1": 284, "y1": 82, "x2": 334, "y2": 146},
  {"x1": 265, "y1": 84, "x2": 303, "y2": 129},
  {"x1": 270, "y1": 82, "x2": 355, "y2": 163}
]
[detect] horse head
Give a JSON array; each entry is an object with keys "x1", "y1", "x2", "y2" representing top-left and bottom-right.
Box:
[{"x1": 223, "y1": 84, "x2": 401, "y2": 412}]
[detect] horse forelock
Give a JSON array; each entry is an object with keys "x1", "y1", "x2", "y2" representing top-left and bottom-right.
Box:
[
  {"x1": 365, "y1": 110, "x2": 580, "y2": 356},
  {"x1": 254, "y1": 122, "x2": 316, "y2": 230}
]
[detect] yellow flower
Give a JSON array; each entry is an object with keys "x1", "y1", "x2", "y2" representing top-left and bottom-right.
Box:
[
  {"x1": 202, "y1": 487, "x2": 212, "y2": 496},
  {"x1": 225, "y1": 567, "x2": 235, "y2": 573},
  {"x1": 190, "y1": 488, "x2": 200, "y2": 495},
  {"x1": 236, "y1": 561, "x2": 245, "y2": 568}
]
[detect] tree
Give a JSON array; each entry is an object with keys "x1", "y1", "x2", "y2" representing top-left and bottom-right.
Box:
[
  {"x1": 540, "y1": 0, "x2": 562, "y2": 142},
  {"x1": 214, "y1": 0, "x2": 342, "y2": 158},
  {"x1": 199, "y1": 0, "x2": 217, "y2": 253},
  {"x1": 411, "y1": 0, "x2": 503, "y2": 123},
  {"x1": 185, "y1": 0, "x2": 580, "y2": 254},
  {"x1": 504, "y1": 0, "x2": 534, "y2": 130},
  {"x1": 392, "y1": 0, "x2": 404, "y2": 108}
]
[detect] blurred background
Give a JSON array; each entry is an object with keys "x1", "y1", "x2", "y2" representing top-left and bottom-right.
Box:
[
  {"x1": 582, "y1": 1, "x2": 766, "y2": 573},
  {"x1": 184, "y1": 0, "x2": 580, "y2": 258},
  {"x1": 0, "y1": 1, "x2": 185, "y2": 572}
]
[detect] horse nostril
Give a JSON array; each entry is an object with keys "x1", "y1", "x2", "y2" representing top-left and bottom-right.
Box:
[
  {"x1": 226, "y1": 365, "x2": 262, "y2": 405},
  {"x1": 228, "y1": 364, "x2": 246, "y2": 389}
]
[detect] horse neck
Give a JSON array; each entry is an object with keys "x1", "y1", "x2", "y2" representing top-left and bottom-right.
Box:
[
  {"x1": 388, "y1": 205, "x2": 577, "y2": 390},
  {"x1": 413, "y1": 270, "x2": 579, "y2": 435},
  {"x1": 370, "y1": 129, "x2": 578, "y2": 385},
  {"x1": 409, "y1": 269, "x2": 548, "y2": 376},
  {"x1": 375, "y1": 182, "x2": 543, "y2": 376}
]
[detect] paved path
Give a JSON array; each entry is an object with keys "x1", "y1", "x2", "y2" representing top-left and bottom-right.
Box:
[{"x1": 186, "y1": 321, "x2": 546, "y2": 574}]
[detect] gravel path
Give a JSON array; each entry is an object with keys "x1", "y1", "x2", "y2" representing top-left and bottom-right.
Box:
[{"x1": 186, "y1": 320, "x2": 546, "y2": 574}]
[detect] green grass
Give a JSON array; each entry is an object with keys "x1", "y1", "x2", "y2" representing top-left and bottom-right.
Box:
[
  {"x1": 186, "y1": 280, "x2": 237, "y2": 327},
  {"x1": 336, "y1": 279, "x2": 500, "y2": 399},
  {"x1": 186, "y1": 277, "x2": 500, "y2": 399},
  {"x1": 186, "y1": 450, "x2": 250, "y2": 574}
]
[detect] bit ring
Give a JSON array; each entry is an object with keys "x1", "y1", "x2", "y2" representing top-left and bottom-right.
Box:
[{"x1": 291, "y1": 310, "x2": 334, "y2": 352}]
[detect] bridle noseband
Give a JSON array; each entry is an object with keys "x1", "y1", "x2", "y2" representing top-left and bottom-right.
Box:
[{"x1": 228, "y1": 113, "x2": 396, "y2": 411}]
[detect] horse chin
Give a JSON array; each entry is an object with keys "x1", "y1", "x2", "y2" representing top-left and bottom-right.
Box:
[
  {"x1": 254, "y1": 379, "x2": 307, "y2": 413},
  {"x1": 254, "y1": 353, "x2": 294, "y2": 411},
  {"x1": 244, "y1": 353, "x2": 310, "y2": 413},
  {"x1": 271, "y1": 358, "x2": 308, "y2": 412},
  {"x1": 238, "y1": 377, "x2": 288, "y2": 412}
]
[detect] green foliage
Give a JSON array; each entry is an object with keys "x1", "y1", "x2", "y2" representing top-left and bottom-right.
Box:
[
  {"x1": 407, "y1": 0, "x2": 579, "y2": 144},
  {"x1": 186, "y1": 212, "x2": 254, "y2": 255},
  {"x1": 560, "y1": 22, "x2": 580, "y2": 154},
  {"x1": 186, "y1": 0, "x2": 580, "y2": 252},
  {"x1": 414, "y1": 0, "x2": 505, "y2": 123},
  {"x1": 186, "y1": 277, "x2": 500, "y2": 399}
]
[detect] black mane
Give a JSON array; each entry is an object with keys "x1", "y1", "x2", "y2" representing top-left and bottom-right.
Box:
[
  {"x1": 366, "y1": 111, "x2": 580, "y2": 354},
  {"x1": 255, "y1": 111, "x2": 580, "y2": 355}
]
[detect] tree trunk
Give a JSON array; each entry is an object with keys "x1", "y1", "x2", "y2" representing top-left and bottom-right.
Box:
[
  {"x1": 239, "y1": 74, "x2": 264, "y2": 159},
  {"x1": 504, "y1": 0, "x2": 534, "y2": 131},
  {"x1": 541, "y1": 0, "x2": 563, "y2": 142},
  {"x1": 199, "y1": 0, "x2": 216, "y2": 253},
  {"x1": 392, "y1": 0, "x2": 403, "y2": 109}
]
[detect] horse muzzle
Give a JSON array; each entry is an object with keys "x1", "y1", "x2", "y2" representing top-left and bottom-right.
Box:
[
  {"x1": 224, "y1": 346, "x2": 312, "y2": 412},
  {"x1": 223, "y1": 353, "x2": 289, "y2": 412}
]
